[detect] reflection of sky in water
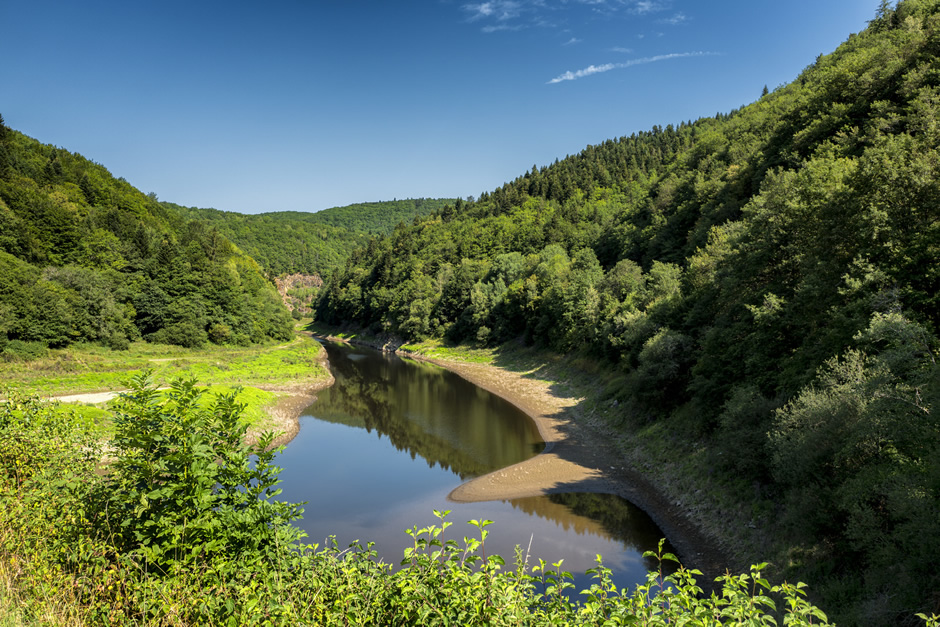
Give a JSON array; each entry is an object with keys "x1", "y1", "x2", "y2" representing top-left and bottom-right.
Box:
[{"x1": 275, "y1": 342, "x2": 672, "y2": 590}]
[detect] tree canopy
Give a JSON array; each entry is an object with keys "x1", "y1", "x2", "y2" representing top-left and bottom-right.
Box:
[{"x1": 168, "y1": 198, "x2": 454, "y2": 277}]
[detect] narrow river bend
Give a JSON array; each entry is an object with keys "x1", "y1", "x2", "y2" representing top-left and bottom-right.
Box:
[{"x1": 276, "y1": 341, "x2": 675, "y2": 591}]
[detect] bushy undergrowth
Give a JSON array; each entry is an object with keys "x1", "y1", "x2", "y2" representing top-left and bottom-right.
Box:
[
  {"x1": 1, "y1": 384, "x2": 935, "y2": 626},
  {"x1": 0, "y1": 339, "x2": 49, "y2": 362}
]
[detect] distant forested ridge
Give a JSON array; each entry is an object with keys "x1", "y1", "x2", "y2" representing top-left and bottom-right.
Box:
[
  {"x1": 0, "y1": 120, "x2": 293, "y2": 352},
  {"x1": 317, "y1": 2, "x2": 940, "y2": 622},
  {"x1": 167, "y1": 198, "x2": 454, "y2": 277}
]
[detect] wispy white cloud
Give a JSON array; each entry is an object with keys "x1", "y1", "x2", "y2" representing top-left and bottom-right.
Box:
[
  {"x1": 563, "y1": 37, "x2": 582, "y2": 45},
  {"x1": 631, "y1": 0, "x2": 668, "y2": 15},
  {"x1": 610, "y1": 46, "x2": 633, "y2": 53},
  {"x1": 548, "y1": 63, "x2": 618, "y2": 83},
  {"x1": 464, "y1": 1, "x2": 523, "y2": 22},
  {"x1": 547, "y1": 51, "x2": 717, "y2": 84},
  {"x1": 462, "y1": 0, "x2": 676, "y2": 34},
  {"x1": 464, "y1": 2, "x2": 492, "y2": 19},
  {"x1": 483, "y1": 22, "x2": 525, "y2": 32},
  {"x1": 658, "y1": 12, "x2": 687, "y2": 25},
  {"x1": 463, "y1": 0, "x2": 531, "y2": 32}
]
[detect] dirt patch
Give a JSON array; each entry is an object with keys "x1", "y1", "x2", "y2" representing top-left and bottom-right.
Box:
[{"x1": 52, "y1": 391, "x2": 121, "y2": 404}]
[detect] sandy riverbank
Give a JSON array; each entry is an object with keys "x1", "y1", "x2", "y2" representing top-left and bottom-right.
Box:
[
  {"x1": 402, "y1": 352, "x2": 732, "y2": 582},
  {"x1": 241, "y1": 345, "x2": 335, "y2": 448},
  {"x1": 251, "y1": 380, "x2": 330, "y2": 448}
]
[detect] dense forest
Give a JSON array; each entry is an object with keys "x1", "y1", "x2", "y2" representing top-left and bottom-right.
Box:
[
  {"x1": 168, "y1": 198, "x2": 453, "y2": 277},
  {"x1": 317, "y1": 1, "x2": 940, "y2": 622},
  {"x1": 0, "y1": 121, "x2": 294, "y2": 353}
]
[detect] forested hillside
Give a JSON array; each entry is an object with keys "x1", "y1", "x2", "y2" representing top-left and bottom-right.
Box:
[
  {"x1": 317, "y1": 2, "x2": 940, "y2": 622},
  {"x1": 0, "y1": 121, "x2": 293, "y2": 353},
  {"x1": 168, "y1": 198, "x2": 453, "y2": 277}
]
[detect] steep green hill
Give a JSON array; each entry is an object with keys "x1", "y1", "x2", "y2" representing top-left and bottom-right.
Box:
[
  {"x1": 317, "y1": 2, "x2": 940, "y2": 623},
  {"x1": 168, "y1": 198, "x2": 454, "y2": 277},
  {"x1": 0, "y1": 121, "x2": 293, "y2": 352}
]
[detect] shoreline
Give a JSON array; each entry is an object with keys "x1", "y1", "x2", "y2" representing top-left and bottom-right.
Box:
[
  {"x1": 318, "y1": 333, "x2": 733, "y2": 582},
  {"x1": 51, "y1": 333, "x2": 731, "y2": 580},
  {"x1": 245, "y1": 342, "x2": 335, "y2": 448},
  {"x1": 411, "y1": 353, "x2": 731, "y2": 582}
]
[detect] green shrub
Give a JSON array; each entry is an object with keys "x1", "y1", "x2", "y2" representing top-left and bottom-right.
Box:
[
  {"x1": 103, "y1": 374, "x2": 304, "y2": 572},
  {"x1": 1, "y1": 339, "x2": 48, "y2": 361}
]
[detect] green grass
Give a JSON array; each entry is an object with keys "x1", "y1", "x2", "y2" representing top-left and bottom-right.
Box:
[
  {"x1": 0, "y1": 333, "x2": 328, "y2": 397},
  {"x1": 305, "y1": 321, "x2": 362, "y2": 341},
  {"x1": 0, "y1": 331, "x2": 329, "y2": 437},
  {"x1": 398, "y1": 338, "x2": 496, "y2": 364},
  {"x1": 15, "y1": 382, "x2": 286, "y2": 440},
  {"x1": 45, "y1": 403, "x2": 114, "y2": 436}
]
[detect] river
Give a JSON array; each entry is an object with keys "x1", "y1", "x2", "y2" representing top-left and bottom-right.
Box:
[{"x1": 275, "y1": 340, "x2": 675, "y2": 591}]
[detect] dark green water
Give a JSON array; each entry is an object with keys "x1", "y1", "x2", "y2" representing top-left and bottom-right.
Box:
[{"x1": 276, "y1": 341, "x2": 674, "y2": 590}]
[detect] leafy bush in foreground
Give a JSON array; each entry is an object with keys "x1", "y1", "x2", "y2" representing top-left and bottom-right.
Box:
[
  {"x1": 104, "y1": 374, "x2": 304, "y2": 573},
  {"x1": 1, "y1": 385, "x2": 936, "y2": 625}
]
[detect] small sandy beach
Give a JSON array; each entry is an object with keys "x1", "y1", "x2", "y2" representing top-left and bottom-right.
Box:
[{"x1": 243, "y1": 346, "x2": 335, "y2": 448}]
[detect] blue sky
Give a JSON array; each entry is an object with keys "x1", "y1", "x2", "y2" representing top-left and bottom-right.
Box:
[{"x1": 3, "y1": 1, "x2": 876, "y2": 214}]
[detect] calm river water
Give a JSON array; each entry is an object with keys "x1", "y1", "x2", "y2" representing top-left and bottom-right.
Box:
[{"x1": 275, "y1": 341, "x2": 674, "y2": 591}]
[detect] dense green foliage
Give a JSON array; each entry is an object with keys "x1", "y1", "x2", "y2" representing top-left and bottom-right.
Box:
[
  {"x1": 0, "y1": 387, "x2": 866, "y2": 625},
  {"x1": 291, "y1": 199, "x2": 456, "y2": 234},
  {"x1": 105, "y1": 375, "x2": 303, "y2": 572},
  {"x1": 0, "y1": 127, "x2": 293, "y2": 352},
  {"x1": 168, "y1": 198, "x2": 454, "y2": 277},
  {"x1": 317, "y1": 2, "x2": 940, "y2": 622}
]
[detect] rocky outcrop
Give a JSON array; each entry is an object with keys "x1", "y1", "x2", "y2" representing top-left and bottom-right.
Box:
[{"x1": 274, "y1": 273, "x2": 323, "y2": 314}]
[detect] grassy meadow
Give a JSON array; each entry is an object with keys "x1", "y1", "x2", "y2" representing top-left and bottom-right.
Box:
[{"x1": 0, "y1": 329, "x2": 330, "y2": 435}]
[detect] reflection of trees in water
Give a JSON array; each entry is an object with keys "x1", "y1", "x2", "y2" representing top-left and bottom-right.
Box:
[
  {"x1": 308, "y1": 343, "x2": 543, "y2": 479},
  {"x1": 302, "y1": 343, "x2": 674, "y2": 582},
  {"x1": 507, "y1": 493, "x2": 675, "y2": 573}
]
